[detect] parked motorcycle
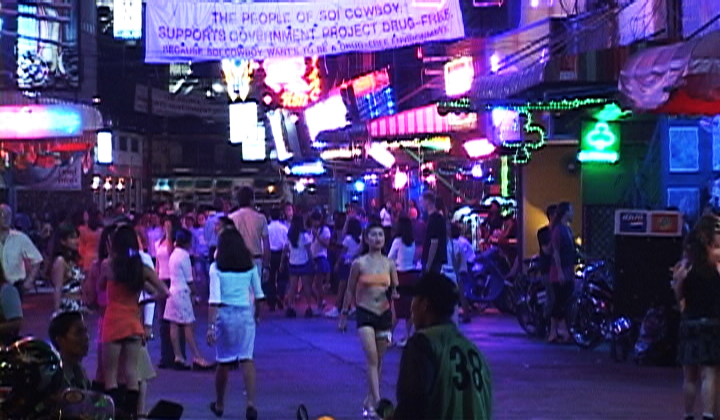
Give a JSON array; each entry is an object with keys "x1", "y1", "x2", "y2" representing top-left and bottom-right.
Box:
[
  {"x1": 465, "y1": 248, "x2": 515, "y2": 314},
  {"x1": 567, "y1": 261, "x2": 634, "y2": 359},
  {"x1": 514, "y1": 257, "x2": 549, "y2": 338},
  {"x1": 0, "y1": 337, "x2": 114, "y2": 420}
]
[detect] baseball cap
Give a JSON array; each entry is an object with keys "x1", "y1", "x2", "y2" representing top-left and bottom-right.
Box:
[{"x1": 408, "y1": 272, "x2": 459, "y2": 316}]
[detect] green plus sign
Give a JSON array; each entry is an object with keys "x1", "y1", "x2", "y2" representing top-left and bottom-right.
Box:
[{"x1": 586, "y1": 122, "x2": 616, "y2": 150}]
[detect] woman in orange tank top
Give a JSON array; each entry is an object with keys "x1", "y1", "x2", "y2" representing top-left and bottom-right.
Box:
[
  {"x1": 99, "y1": 225, "x2": 168, "y2": 419},
  {"x1": 338, "y1": 223, "x2": 399, "y2": 418}
]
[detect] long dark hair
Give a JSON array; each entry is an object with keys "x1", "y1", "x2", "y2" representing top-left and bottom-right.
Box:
[
  {"x1": 361, "y1": 222, "x2": 385, "y2": 255},
  {"x1": 551, "y1": 202, "x2": 572, "y2": 228},
  {"x1": 51, "y1": 224, "x2": 80, "y2": 264},
  {"x1": 161, "y1": 214, "x2": 182, "y2": 253},
  {"x1": 288, "y1": 215, "x2": 305, "y2": 248},
  {"x1": 685, "y1": 215, "x2": 720, "y2": 268},
  {"x1": 346, "y1": 217, "x2": 362, "y2": 244},
  {"x1": 396, "y1": 216, "x2": 414, "y2": 247},
  {"x1": 111, "y1": 225, "x2": 144, "y2": 294},
  {"x1": 216, "y1": 229, "x2": 255, "y2": 273},
  {"x1": 97, "y1": 224, "x2": 117, "y2": 262}
]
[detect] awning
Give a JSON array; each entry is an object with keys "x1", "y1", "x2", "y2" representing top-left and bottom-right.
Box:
[
  {"x1": 619, "y1": 30, "x2": 720, "y2": 115},
  {"x1": 368, "y1": 104, "x2": 478, "y2": 138},
  {"x1": 0, "y1": 91, "x2": 104, "y2": 132}
]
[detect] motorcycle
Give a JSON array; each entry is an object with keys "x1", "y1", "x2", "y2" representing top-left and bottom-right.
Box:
[
  {"x1": 567, "y1": 261, "x2": 634, "y2": 359},
  {"x1": 0, "y1": 337, "x2": 114, "y2": 420},
  {"x1": 514, "y1": 256, "x2": 549, "y2": 338},
  {"x1": 465, "y1": 248, "x2": 515, "y2": 314}
]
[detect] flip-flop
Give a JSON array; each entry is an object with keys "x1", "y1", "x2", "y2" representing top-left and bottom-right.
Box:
[
  {"x1": 547, "y1": 336, "x2": 559, "y2": 344},
  {"x1": 210, "y1": 402, "x2": 224, "y2": 418}
]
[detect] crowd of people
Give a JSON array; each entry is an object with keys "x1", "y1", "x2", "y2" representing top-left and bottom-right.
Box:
[{"x1": 0, "y1": 187, "x2": 495, "y2": 420}]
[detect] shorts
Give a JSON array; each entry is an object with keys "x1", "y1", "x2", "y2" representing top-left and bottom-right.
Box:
[
  {"x1": 215, "y1": 306, "x2": 256, "y2": 363},
  {"x1": 395, "y1": 271, "x2": 420, "y2": 319},
  {"x1": 313, "y1": 256, "x2": 331, "y2": 274},
  {"x1": 337, "y1": 262, "x2": 351, "y2": 282},
  {"x1": 289, "y1": 261, "x2": 313, "y2": 276},
  {"x1": 356, "y1": 306, "x2": 393, "y2": 332}
]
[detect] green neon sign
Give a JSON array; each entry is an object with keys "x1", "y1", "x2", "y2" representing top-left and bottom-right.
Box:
[{"x1": 578, "y1": 121, "x2": 620, "y2": 163}]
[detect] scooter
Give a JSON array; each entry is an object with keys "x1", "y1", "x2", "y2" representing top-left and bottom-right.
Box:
[{"x1": 0, "y1": 337, "x2": 114, "y2": 420}]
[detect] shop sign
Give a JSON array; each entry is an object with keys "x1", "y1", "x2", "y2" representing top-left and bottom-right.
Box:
[
  {"x1": 650, "y1": 212, "x2": 682, "y2": 236},
  {"x1": 229, "y1": 102, "x2": 258, "y2": 144},
  {"x1": 578, "y1": 121, "x2": 620, "y2": 163},
  {"x1": 346, "y1": 69, "x2": 391, "y2": 97},
  {"x1": 134, "y1": 85, "x2": 229, "y2": 120},
  {"x1": 266, "y1": 56, "x2": 322, "y2": 109},
  {"x1": 145, "y1": 0, "x2": 465, "y2": 62},
  {"x1": 615, "y1": 210, "x2": 648, "y2": 235},
  {"x1": 444, "y1": 56, "x2": 473, "y2": 97},
  {"x1": 114, "y1": 0, "x2": 143, "y2": 40},
  {"x1": 13, "y1": 154, "x2": 83, "y2": 191}
]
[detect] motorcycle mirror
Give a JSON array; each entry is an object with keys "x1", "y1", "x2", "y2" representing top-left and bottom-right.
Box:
[{"x1": 297, "y1": 404, "x2": 309, "y2": 420}]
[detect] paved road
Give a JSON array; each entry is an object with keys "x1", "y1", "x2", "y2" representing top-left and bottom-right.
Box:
[{"x1": 20, "y1": 293, "x2": 681, "y2": 420}]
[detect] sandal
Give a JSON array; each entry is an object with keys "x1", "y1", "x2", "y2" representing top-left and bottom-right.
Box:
[
  {"x1": 547, "y1": 335, "x2": 559, "y2": 344},
  {"x1": 193, "y1": 358, "x2": 215, "y2": 370},
  {"x1": 172, "y1": 359, "x2": 191, "y2": 370},
  {"x1": 210, "y1": 402, "x2": 224, "y2": 418}
]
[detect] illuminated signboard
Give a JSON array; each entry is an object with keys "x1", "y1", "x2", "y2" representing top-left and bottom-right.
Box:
[
  {"x1": 319, "y1": 137, "x2": 451, "y2": 160},
  {"x1": 222, "y1": 56, "x2": 322, "y2": 108},
  {"x1": 304, "y1": 95, "x2": 349, "y2": 141},
  {"x1": 578, "y1": 121, "x2": 620, "y2": 163},
  {"x1": 0, "y1": 105, "x2": 83, "y2": 139},
  {"x1": 348, "y1": 69, "x2": 391, "y2": 98},
  {"x1": 96, "y1": 131, "x2": 113, "y2": 164},
  {"x1": 242, "y1": 123, "x2": 266, "y2": 161},
  {"x1": 113, "y1": 0, "x2": 143, "y2": 39},
  {"x1": 229, "y1": 102, "x2": 258, "y2": 144},
  {"x1": 222, "y1": 59, "x2": 258, "y2": 102},
  {"x1": 444, "y1": 57, "x2": 474, "y2": 97}
]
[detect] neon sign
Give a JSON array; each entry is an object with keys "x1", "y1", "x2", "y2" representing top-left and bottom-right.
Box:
[
  {"x1": 266, "y1": 56, "x2": 322, "y2": 109},
  {"x1": 345, "y1": 69, "x2": 391, "y2": 98},
  {"x1": 0, "y1": 105, "x2": 83, "y2": 139},
  {"x1": 222, "y1": 59, "x2": 258, "y2": 102},
  {"x1": 444, "y1": 57, "x2": 474, "y2": 97},
  {"x1": 578, "y1": 121, "x2": 620, "y2": 163}
]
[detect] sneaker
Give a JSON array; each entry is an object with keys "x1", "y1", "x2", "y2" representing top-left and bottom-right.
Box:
[
  {"x1": 285, "y1": 308, "x2": 297, "y2": 318},
  {"x1": 324, "y1": 307, "x2": 340, "y2": 318},
  {"x1": 304, "y1": 307, "x2": 314, "y2": 318}
]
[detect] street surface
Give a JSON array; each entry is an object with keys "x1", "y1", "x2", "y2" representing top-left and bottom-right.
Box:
[{"x1": 20, "y1": 291, "x2": 681, "y2": 420}]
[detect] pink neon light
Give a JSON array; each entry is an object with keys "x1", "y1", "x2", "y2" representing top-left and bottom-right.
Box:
[
  {"x1": 0, "y1": 105, "x2": 83, "y2": 140},
  {"x1": 464, "y1": 139, "x2": 496, "y2": 158}
]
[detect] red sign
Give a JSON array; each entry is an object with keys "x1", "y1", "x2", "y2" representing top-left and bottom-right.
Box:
[
  {"x1": 650, "y1": 212, "x2": 681, "y2": 235},
  {"x1": 262, "y1": 56, "x2": 322, "y2": 109},
  {"x1": 347, "y1": 69, "x2": 390, "y2": 97}
]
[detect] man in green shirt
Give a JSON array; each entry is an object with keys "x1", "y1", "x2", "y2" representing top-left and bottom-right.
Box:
[{"x1": 392, "y1": 272, "x2": 493, "y2": 420}]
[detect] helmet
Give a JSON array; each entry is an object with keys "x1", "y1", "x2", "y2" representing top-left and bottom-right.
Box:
[{"x1": 0, "y1": 337, "x2": 64, "y2": 418}]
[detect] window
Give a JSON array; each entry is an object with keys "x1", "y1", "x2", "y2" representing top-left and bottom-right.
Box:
[
  {"x1": 131, "y1": 138, "x2": 139, "y2": 153},
  {"x1": 119, "y1": 137, "x2": 128, "y2": 151}
]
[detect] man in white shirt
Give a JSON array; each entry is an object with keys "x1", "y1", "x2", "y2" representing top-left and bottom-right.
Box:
[
  {"x1": 267, "y1": 208, "x2": 288, "y2": 311},
  {"x1": 0, "y1": 205, "x2": 43, "y2": 299},
  {"x1": 229, "y1": 187, "x2": 270, "y2": 281}
]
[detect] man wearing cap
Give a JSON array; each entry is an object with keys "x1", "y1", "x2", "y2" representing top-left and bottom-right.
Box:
[{"x1": 392, "y1": 272, "x2": 492, "y2": 420}]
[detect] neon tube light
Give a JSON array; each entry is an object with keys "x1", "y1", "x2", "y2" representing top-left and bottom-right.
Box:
[
  {"x1": 290, "y1": 161, "x2": 326, "y2": 176},
  {"x1": 464, "y1": 139, "x2": 496, "y2": 158}
]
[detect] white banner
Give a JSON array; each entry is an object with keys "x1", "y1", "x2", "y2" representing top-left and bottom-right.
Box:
[
  {"x1": 134, "y1": 85, "x2": 229, "y2": 120},
  {"x1": 145, "y1": 0, "x2": 465, "y2": 63}
]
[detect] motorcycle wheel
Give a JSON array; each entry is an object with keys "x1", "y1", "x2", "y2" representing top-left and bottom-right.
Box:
[
  {"x1": 515, "y1": 299, "x2": 537, "y2": 336},
  {"x1": 494, "y1": 287, "x2": 516, "y2": 315},
  {"x1": 568, "y1": 298, "x2": 604, "y2": 350}
]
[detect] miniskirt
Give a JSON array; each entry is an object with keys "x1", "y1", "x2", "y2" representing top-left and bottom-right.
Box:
[
  {"x1": 678, "y1": 317, "x2": 720, "y2": 366},
  {"x1": 289, "y1": 261, "x2": 314, "y2": 276}
]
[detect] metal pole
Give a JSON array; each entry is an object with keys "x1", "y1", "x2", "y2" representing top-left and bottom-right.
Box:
[{"x1": 144, "y1": 83, "x2": 153, "y2": 209}]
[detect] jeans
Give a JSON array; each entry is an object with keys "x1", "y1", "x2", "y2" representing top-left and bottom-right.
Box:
[
  {"x1": 157, "y1": 280, "x2": 185, "y2": 365},
  {"x1": 266, "y1": 251, "x2": 283, "y2": 309}
]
